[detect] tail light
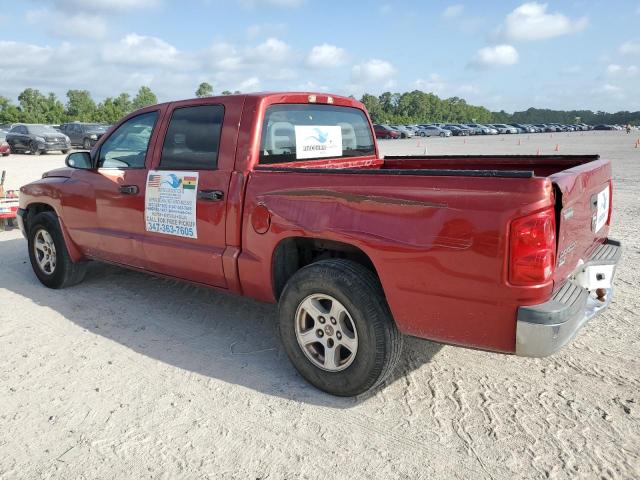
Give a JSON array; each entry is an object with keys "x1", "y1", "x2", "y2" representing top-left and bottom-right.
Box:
[{"x1": 509, "y1": 208, "x2": 556, "y2": 286}]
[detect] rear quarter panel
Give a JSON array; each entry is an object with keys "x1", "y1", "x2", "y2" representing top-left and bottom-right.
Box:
[{"x1": 239, "y1": 170, "x2": 554, "y2": 353}]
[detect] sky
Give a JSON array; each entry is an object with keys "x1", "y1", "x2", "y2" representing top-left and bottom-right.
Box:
[{"x1": 0, "y1": 0, "x2": 639, "y2": 113}]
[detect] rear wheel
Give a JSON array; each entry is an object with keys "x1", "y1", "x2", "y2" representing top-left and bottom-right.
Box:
[
  {"x1": 27, "y1": 211, "x2": 87, "y2": 289},
  {"x1": 278, "y1": 259, "x2": 403, "y2": 396}
]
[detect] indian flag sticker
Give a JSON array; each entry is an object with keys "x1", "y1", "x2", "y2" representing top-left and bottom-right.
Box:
[{"x1": 183, "y1": 176, "x2": 197, "y2": 189}]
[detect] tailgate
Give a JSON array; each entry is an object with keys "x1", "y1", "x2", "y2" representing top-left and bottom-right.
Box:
[{"x1": 551, "y1": 157, "x2": 612, "y2": 286}]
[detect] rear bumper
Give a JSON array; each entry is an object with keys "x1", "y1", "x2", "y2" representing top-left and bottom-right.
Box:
[{"x1": 516, "y1": 239, "x2": 622, "y2": 357}]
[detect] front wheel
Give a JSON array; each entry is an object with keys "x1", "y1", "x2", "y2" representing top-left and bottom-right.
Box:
[
  {"x1": 278, "y1": 259, "x2": 403, "y2": 396},
  {"x1": 27, "y1": 211, "x2": 87, "y2": 289},
  {"x1": 30, "y1": 142, "x2": 41, "y2": 155}
]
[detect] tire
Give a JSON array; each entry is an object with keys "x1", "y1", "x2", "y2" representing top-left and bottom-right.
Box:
[
  {"x1": 83, "y1": 138, "x2": 91, "y2": 150},
  {"x1": 62, "y1": 149, "x2": 70, "y2": 154},
  {"x1": 27, "y1": 211, "x2": 87, "y2": 289},
  {"x1": 2, "y1": 153, "x2": 9, "y2": 157},
  {"x1": 278, "y1": 259, "x2": 403, "y2": 396},
  {"x1": 30, "y1": 142, "x2": 41, "y2": 155},
  {"x1": 440, "y1": 132, "x2": 445, "y2": 137},
  {"x1": 420, "y1": 132, "x2": 426, "y2": 137}
]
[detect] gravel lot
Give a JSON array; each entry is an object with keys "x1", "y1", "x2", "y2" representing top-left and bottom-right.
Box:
[{"x1": 1, "y1": 131, "x2": 638, "y2": 479}]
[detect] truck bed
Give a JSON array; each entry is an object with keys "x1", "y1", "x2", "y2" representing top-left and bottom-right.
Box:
[{"x1": 247, "y1": 153, "x2": 611, "y2": 353}]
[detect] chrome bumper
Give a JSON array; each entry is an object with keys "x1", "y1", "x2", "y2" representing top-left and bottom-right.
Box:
[{"x1": 516, "y1": 239, "x2": 622, "y2": 357}]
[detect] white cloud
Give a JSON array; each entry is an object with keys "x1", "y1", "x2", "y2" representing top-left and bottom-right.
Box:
[
  {"x1": 414, "y1": 74, "x2": 480, "y2": 98},
  {"x1": 470, "y1": 44, "x2": 518, "y2": 68},
  {"x1": 619, "y1": 41, "x2": 640, "y2": 55},
  {"x1": 351, "y1": 59, "x2": 396, "y2": 83},
  {"x1": 606, "y1": 64, "x2": 638, "y2": 77},
  {"x1": 238, "y1": 77, "x2": 261, "y2": 91},
  {"x1": 414, "y1": 74, "x2": 446, "y2": 92},
  {"x1": 306, "y1": 44, "x2": 347, "y2": 68},
  {"x1": 442, "y1": 4, "x2": 464, "y2": 18},
  {"x1": 49, "y1": 0, "x2": 161, "y2": 12},
  {"x1": 497, "y1": 2, "x2": 588, "y2": 42},
  {"x1": 102, "y1": 34, "x2": 185, "y2": 69},
  {"x1": 251, "y1": 37, "x2": 292, "y2": 62}
]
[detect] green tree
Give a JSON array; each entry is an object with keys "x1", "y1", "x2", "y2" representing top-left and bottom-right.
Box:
[
  {"x1": 66, "y1": 90, "x2": 96, "y2": 122},
  {"x1": 0, "y1": 96, "x2": 21, "y2": 124},
  {"x1": 221, "y1": 90, "x2": 232, "y2": 95},
  {"x1": 196, "y1": 82, "x2": 213, "y2": 98},
  {"x1": 132, "y1": 86, "x2": 157, "y2": 110},
  {"x1": 96, "y1": 93, "x2": 133, "y2": 124},
  {"x1": 18, "y1": 88, "x2": 48, "y2": 123}
]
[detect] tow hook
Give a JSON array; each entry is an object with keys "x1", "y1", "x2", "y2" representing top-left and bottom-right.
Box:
[{"x1": 596, "y1": 288, "x2": 606, "y2": 302}]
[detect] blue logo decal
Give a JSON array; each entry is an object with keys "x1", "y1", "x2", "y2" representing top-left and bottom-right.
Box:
[
  {"x1": 161, "y1": 173, "x2": 182, "y2": 189},
  {"x1": 305, "y1": 128, "x2": 329, "y2": 144}
]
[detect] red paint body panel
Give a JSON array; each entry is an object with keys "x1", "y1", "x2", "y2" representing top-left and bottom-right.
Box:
[{"x1": 19, "y1": 92, "x2": 615, "y2": 355}]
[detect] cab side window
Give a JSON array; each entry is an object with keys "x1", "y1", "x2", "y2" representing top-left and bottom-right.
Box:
[
  {"x1": 159, "y1": 105, "x2": 224, "y2": 170},
  {"x1": 98, "y1": 111, "x2": 158, "y2": 169}
]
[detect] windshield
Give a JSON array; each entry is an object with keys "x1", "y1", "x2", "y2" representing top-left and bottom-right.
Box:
[
  {"x1": 27, "y1": 125, "x2": 60, "y2": 135},
  {"x1": 259, "y1": 104, "x2": 375, "y2": 165}
]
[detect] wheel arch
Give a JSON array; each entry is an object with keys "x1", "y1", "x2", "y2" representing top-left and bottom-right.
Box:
[
  {"x1": 23, "y1": 202, "x2": 84, "y2": 262},
  {"x1": 271, "y1": 236, "x2": 379, "y2": 301}
]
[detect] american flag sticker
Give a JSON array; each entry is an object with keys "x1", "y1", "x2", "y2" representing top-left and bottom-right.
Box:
[{"x1": 148, "y1": 174, "x2": 161, "y2": 187}]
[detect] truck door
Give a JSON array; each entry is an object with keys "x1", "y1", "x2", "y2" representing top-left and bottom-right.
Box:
[
  {"x1": 90, "y1": 110, "x2": 160, "y2": 267},
  {"x1": 142, "y1": 102, "x2": 231, "y2": 288}
]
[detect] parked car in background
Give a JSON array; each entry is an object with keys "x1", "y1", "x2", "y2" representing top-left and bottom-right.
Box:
[
  {"x1": 467, "y1": 123, "x2": 498, "y2": 135},
  {"x1": 0, "y1": 130, "x2": 10, "y2": 156},
  {"x1": 416, "y1": 125, "x2": 451, "y2": 137},
  {"x1": 491, "y1": 124, "x2": 518, "y2": 134},
  {"x1": 373, "y1": 124, "x2": 400, "y2": 139},
  {"x1": 60, "y1": 122, "x2": 110, "y2": 149},
  {"x1": 5, "y1": 124, "x2": 71, "y2": 155},
  {"x1": 593, "y1": 124, "x2": 616, "y2": 131},
  {"x1": 509, "y1": 123, "x2": 535, "y2": 133},
  {"x1": 443, "y1": 125, "x2": 470, "y2": 136},
  {"x1": 389, "y1": 125, "x2": 415, "y2": 139}
]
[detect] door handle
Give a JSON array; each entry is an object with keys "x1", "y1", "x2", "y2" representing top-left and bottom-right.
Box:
[
  {"x1": 197, "y1": 189, "x2": 224, "y2": 201},
  {"x1": 119, "y1": 185, "x2": 139, "y2": 195}
]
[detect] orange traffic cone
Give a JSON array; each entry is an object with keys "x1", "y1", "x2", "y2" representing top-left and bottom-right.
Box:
[{"x1": 554, "y1": 144, "x2": 560, "y2": 152}]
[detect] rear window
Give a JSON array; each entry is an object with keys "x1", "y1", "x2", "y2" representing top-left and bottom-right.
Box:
[{"x1": 259, "y1": 104, "x2": 375, "y2": 165}]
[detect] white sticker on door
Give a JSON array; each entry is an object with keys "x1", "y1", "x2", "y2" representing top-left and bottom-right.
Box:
[
  {"x1": 145, "y1": 171, "x2": 199, "y2": 239},
  {"x1": 594, "y1": 185, "x2": 610, "y2": 233},
  {"x1": 294, "y1": 125, "x2": 343, "y2": 160}
]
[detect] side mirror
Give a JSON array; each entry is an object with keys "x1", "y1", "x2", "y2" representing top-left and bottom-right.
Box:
[{"x1": 65, "y1": 151, "x2": 92, "y2": 169}]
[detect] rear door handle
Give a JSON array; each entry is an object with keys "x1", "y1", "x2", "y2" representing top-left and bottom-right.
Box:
[
  {"x1": 119, "y1": 185, "x2": 139, "y2": 195},
  {"x1": 197, "y1": 190, "x2": 224, "y2": 201}
]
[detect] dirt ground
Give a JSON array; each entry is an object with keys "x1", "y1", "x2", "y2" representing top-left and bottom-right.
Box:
[{"x1": 0, "y1": 131, "x2": 638, "y2": 479}]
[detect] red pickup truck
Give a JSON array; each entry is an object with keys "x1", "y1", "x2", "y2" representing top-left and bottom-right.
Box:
[{"x1": 18, "y1": 93, "x2": 621, "y2": 396}]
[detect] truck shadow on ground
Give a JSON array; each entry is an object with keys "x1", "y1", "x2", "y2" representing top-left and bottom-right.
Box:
[{"x1": 1, "y1": 238, "x2": 442, "y2": 407}]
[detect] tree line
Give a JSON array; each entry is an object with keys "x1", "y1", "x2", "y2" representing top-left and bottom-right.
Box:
[
  {"x1": 360, "y1": 90, "x2": 639, "y2": 125},
  {"x1": 1, "y1": 84, "x2": 637, "y2": 126}
]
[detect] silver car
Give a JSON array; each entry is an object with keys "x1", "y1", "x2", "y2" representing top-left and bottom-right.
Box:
[
  {"x1": 416, "y1": 125, "x2": 451, "y2": 137},
  {"x1": 390, "y1": 125, "x2": 415, "y2": 138}
]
